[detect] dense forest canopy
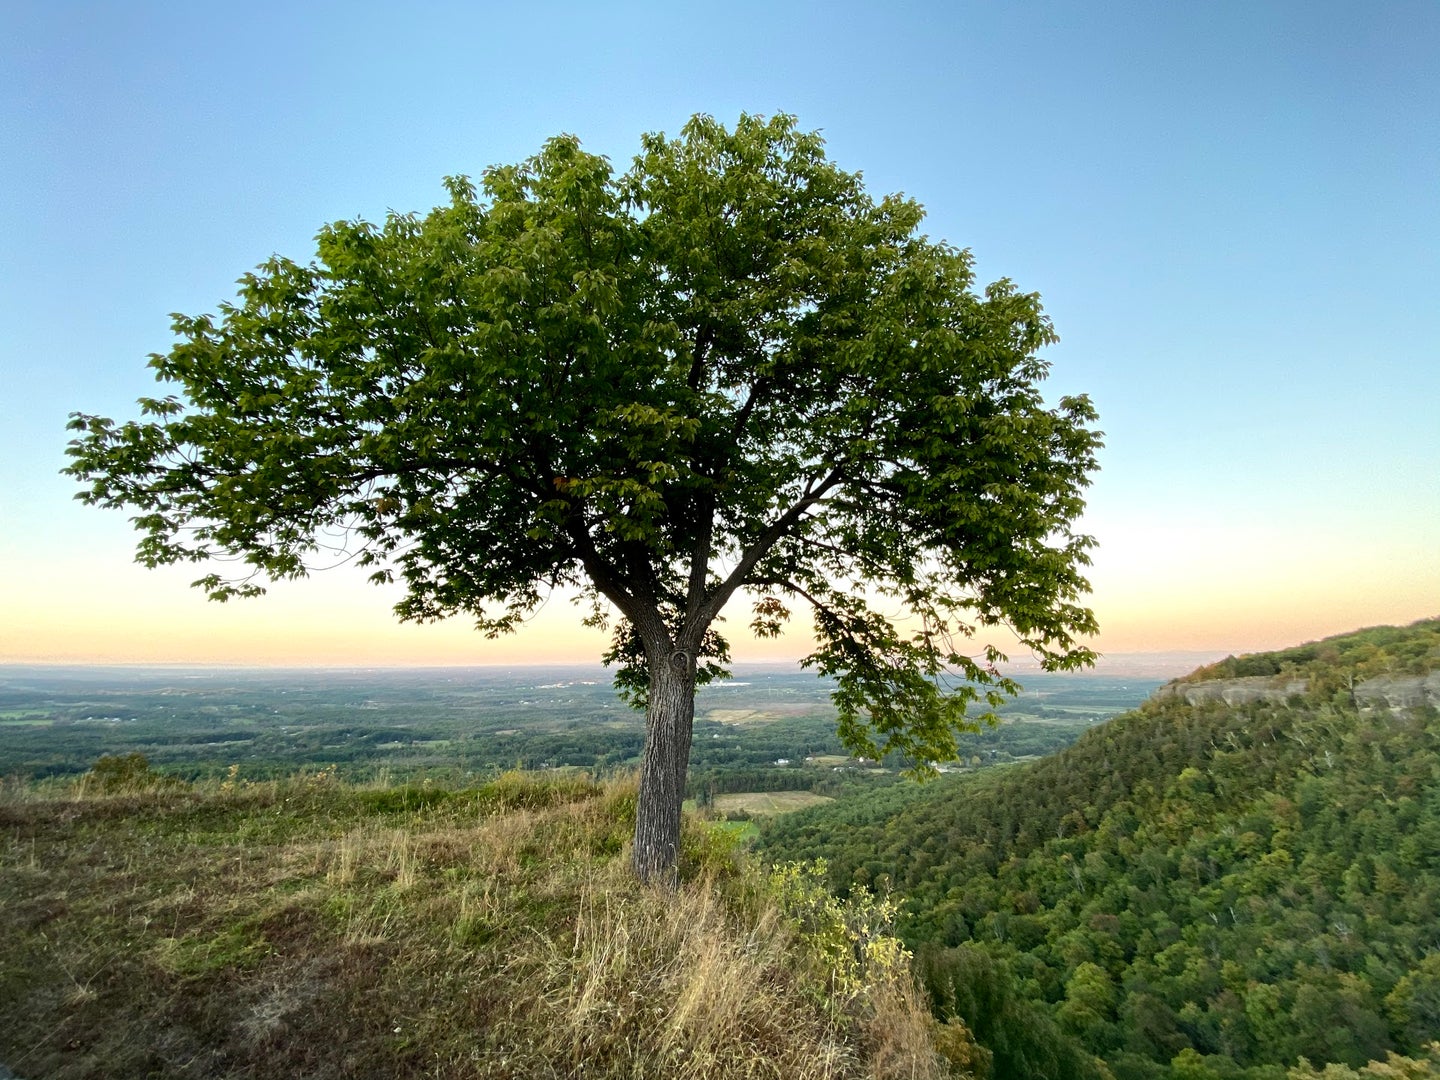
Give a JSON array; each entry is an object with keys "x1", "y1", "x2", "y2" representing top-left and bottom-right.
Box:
[
  {"x1": 761, "y1": 619, "x2": 1440, "y2": 1080},
  {"x1": 1178, "y1": 620, "x2": 1440, "y2": 684}
]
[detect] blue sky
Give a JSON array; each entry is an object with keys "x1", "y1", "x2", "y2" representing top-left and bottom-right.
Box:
[{"x1": 2, "y1": 1, "x2": 1436, "y2": 665}]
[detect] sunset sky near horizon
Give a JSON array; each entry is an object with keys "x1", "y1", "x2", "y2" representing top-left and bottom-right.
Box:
[{"x1": 2, "y1": 1, "x2": 1436, "y2": 669}]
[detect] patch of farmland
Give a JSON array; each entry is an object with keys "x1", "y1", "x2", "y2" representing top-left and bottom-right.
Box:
[{"x1": 713, "y1": 791, "x2": 835, "y2": 815}]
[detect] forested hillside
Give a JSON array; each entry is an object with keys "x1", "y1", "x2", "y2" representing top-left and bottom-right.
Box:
[{"x1": 760, "y1": 619, "x2": 1440, "y2": 1080}]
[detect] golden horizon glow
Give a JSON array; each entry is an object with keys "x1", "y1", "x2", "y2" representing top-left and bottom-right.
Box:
[{"x1": 4, "y1": 538, "x2": 1435, "y2": 667}]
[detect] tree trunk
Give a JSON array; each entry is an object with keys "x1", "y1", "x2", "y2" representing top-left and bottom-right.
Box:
[{"x1": 632, "y1": 648, "x2": 697, "y2": 884}]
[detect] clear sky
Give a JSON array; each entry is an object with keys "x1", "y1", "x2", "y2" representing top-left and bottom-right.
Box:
[{"x1": 2, "y1": 1, "x2": 1436, "y2": 667}]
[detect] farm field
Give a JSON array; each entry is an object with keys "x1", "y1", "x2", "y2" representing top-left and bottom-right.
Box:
[{"x1": 713, "y1": 791, "x2": 836, "y2": 815}]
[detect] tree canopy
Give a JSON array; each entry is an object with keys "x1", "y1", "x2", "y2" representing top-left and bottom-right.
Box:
[{"x1": 66, "y1": 113, "x2": 1101, "y2": 877}]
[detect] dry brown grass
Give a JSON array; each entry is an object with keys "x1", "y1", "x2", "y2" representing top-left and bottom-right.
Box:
[{"x1": 0, "y1": 770, "x2": 954, "y2": 1079}]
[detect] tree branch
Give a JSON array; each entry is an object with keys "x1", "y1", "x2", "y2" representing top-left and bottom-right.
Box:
[
  {"x1": 564, "y1": 511, "x2": 670, "y2": 649},
  {"x1": 684, "y1": 490, "x2": 714, "y2": 619},
  {"x1": 729, "y1": 377, "x2": 767, "y2": 443},
  {"x1": 686, "y1": 464, "x2": 846, "y2": 637},
  {"x1": 687, "y1": 324, "x2": 713, "y2": 391}
]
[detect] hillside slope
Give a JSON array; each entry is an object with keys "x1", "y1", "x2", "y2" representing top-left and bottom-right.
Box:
[
  {"x1": 1, "y1": 767, "x2": 958, "y2": 1079},
  {"x1": 760, "y1": 619, "x2": 1440, "y2": 1080}
]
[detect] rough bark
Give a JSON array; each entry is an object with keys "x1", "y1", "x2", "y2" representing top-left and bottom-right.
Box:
[{"x1": 632, "y1": 648, "x2": 698, "y2": 884}]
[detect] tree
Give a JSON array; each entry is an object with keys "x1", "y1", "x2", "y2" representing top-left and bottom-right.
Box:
[{"x1": 65, "y1": 113, "x2": 1101, "y2": 881}]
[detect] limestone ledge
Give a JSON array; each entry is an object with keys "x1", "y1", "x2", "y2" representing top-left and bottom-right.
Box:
[{"x1": 1156, "y1": 671, "x2": 1440, "y2": 710}]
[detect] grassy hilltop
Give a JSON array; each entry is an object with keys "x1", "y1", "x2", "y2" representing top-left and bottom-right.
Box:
[{"x1": 0, "y1": 765, "x2": 966, "y2": 1079}]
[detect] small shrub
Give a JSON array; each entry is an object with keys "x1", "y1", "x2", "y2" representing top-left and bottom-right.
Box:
[
  {"x1": 600, "y1": 778, "x2": 638, "y2": 827},
  {"x1": 358, "y1": 784, "x2": 460, "y2": 815},
  {"x1": 78, "y1": 752, "x2": 186, "y2": 795},
  {"x1": 481, "y1": 768, "x2": 600, "y2": 809},
  {"x1": 931, "y1": 1015, "x2": 993, "y2": 1078},
  {"x1": 678, "y1": 817, "x2": 745, "y2": 881},
  {"x1": 768, "y1": 859, "x2": 911, "y2": 1007}
]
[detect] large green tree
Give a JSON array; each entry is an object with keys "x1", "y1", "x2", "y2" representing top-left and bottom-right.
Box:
[{"x1": 66, "y1": 114, "x2": 1101, "y2": 880}]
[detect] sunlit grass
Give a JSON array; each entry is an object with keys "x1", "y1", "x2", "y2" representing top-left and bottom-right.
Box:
[{"x1": 0, "y1": 765, "x2": 960, "y2": 1079}]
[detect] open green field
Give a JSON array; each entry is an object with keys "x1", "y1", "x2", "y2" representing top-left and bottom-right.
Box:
[
  {"x1": 703, "y1": 704, "x2": 831, "y2": 726},
  {"x1": 713, "y1": 791, "x2": 835, "y2": 815}
]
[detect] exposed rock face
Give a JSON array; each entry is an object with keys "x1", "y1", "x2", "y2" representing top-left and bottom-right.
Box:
[
  {"x1": 1159, "y1": 677, "x2": 1309, "y2": 707},
  {"x1": 1157, "y1": 671, "x2": 1440, "y2": 711},
  {"x1": 1352, "y1": 671, "x2": 1440, "y2": 710}
]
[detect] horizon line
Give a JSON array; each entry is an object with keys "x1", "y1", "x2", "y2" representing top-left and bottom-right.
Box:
[{"x1": 0, "y1": 649, "x2": 1226, "y2": 672}]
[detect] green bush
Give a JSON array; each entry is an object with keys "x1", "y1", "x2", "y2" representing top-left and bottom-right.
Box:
[{"x1": 80, "y1": 752, "x2": 186, "y2": 794}]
